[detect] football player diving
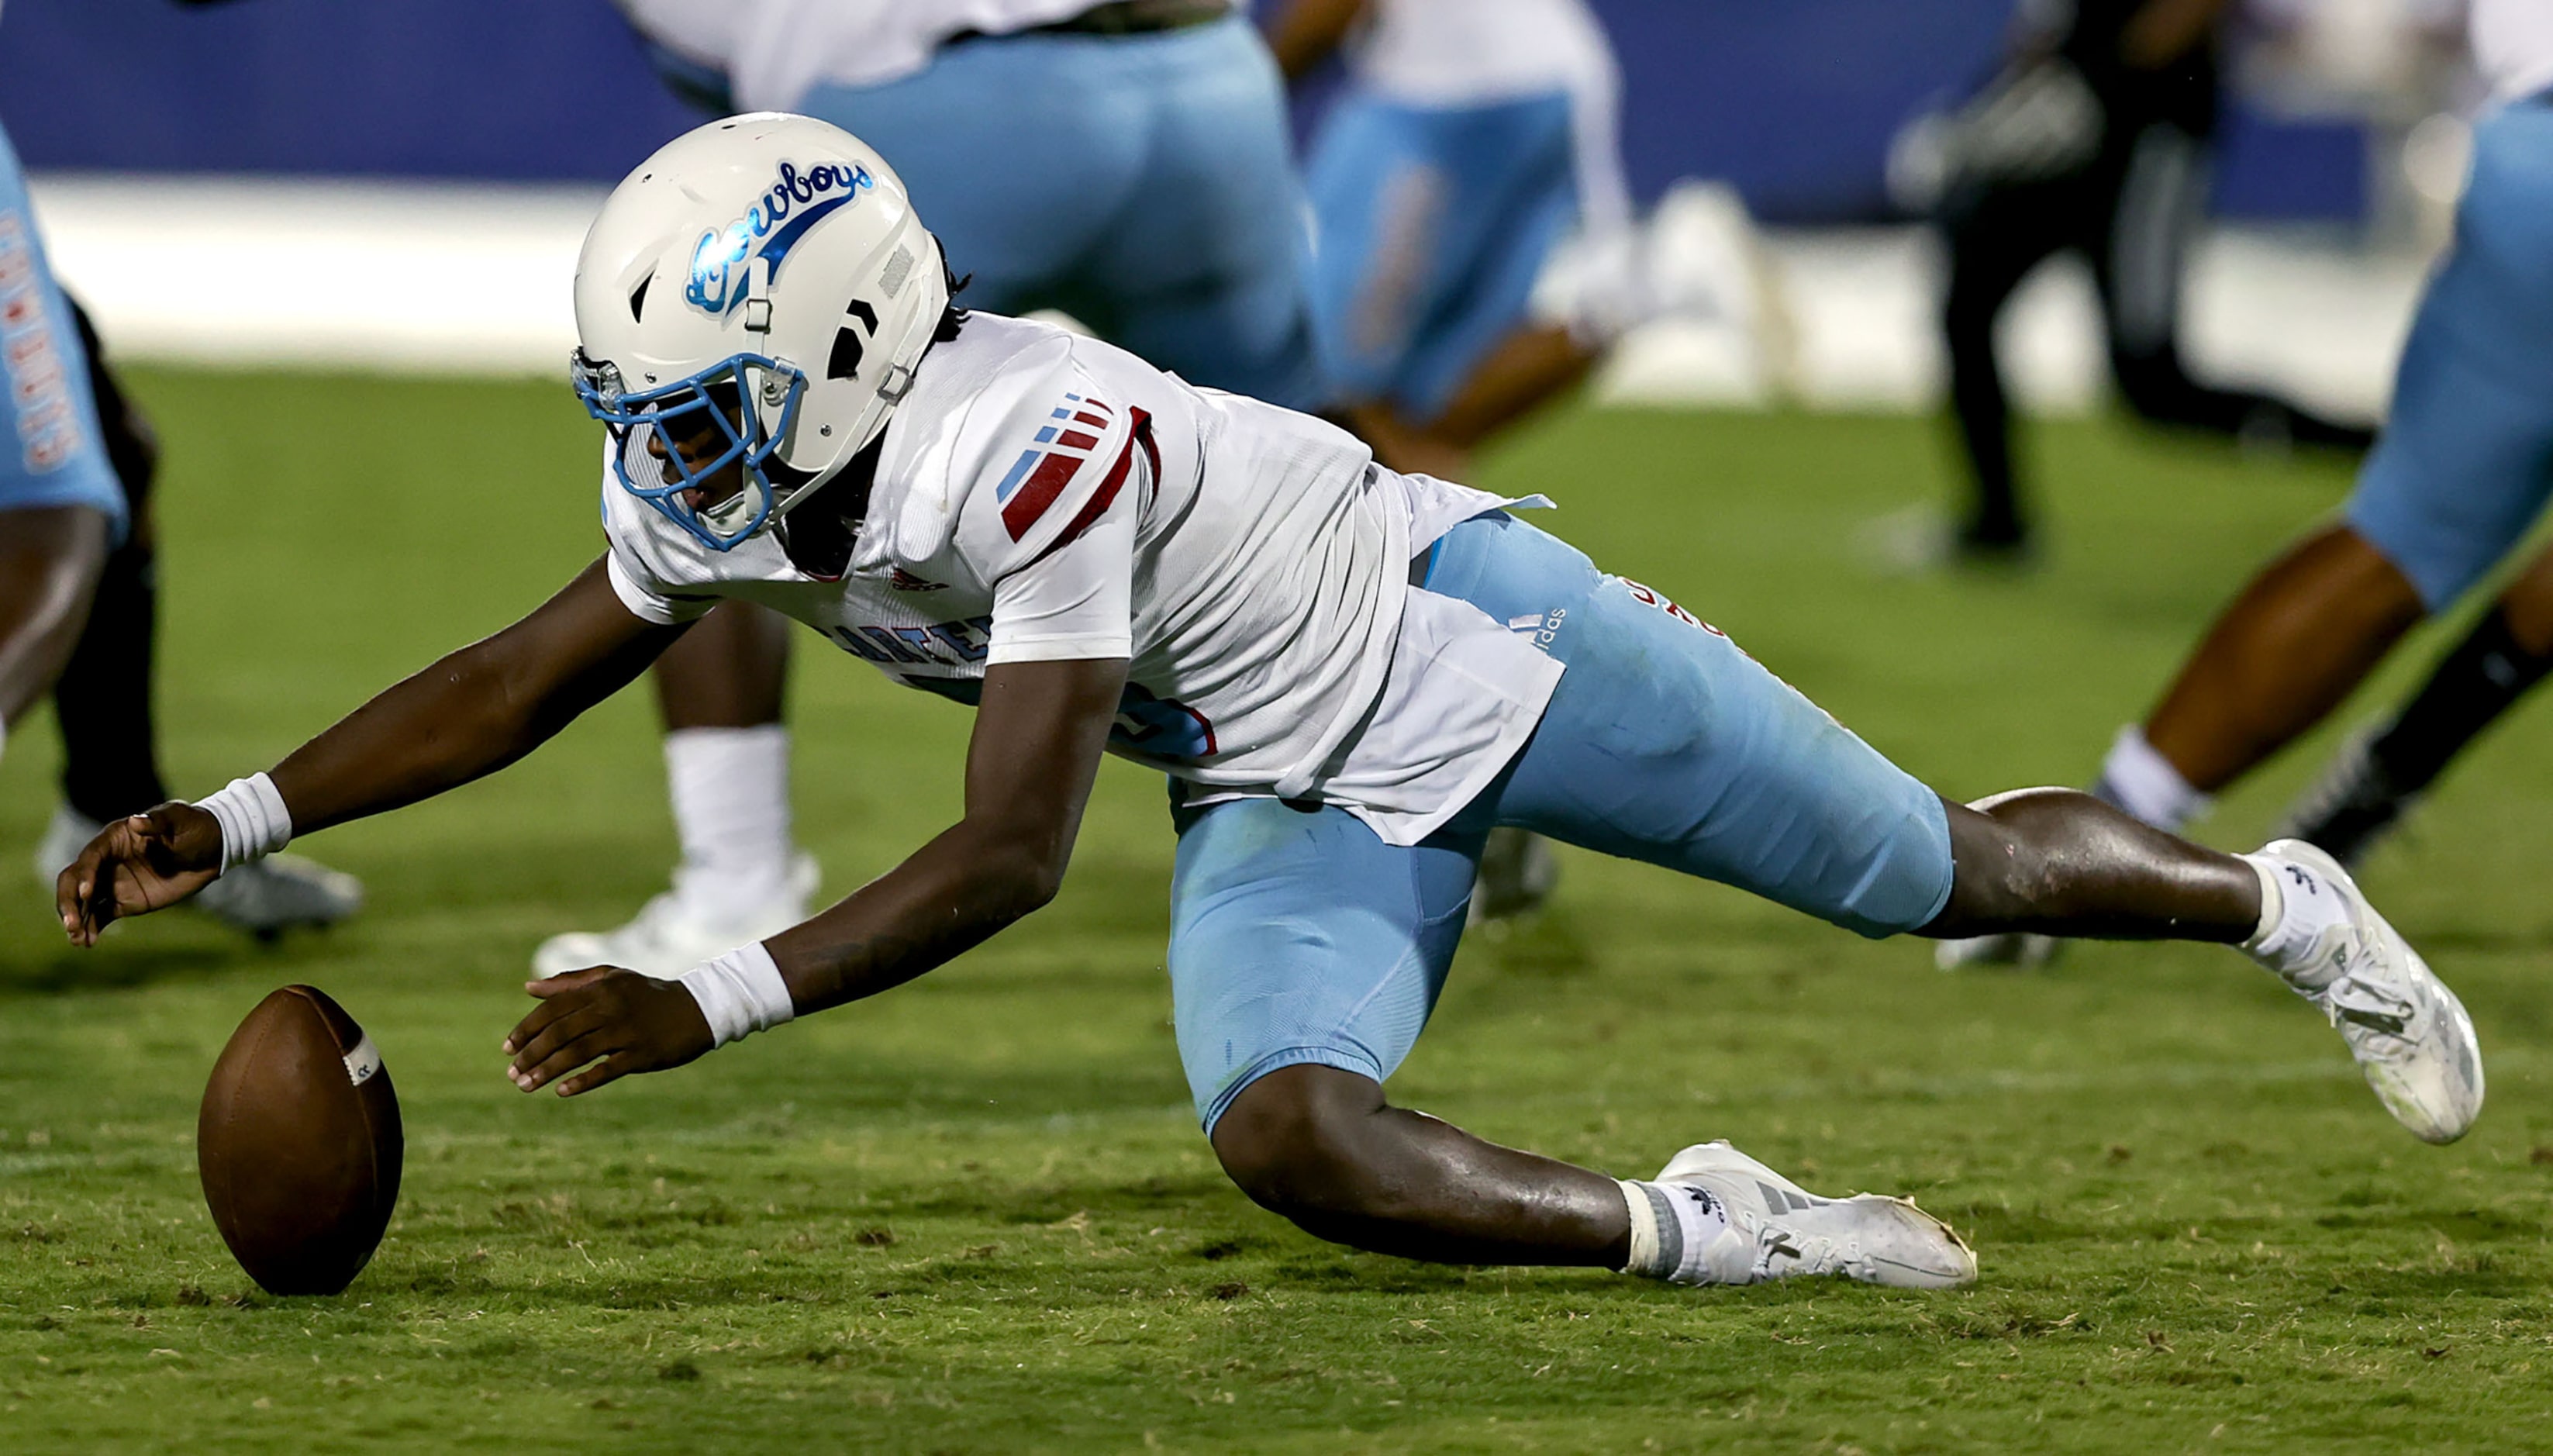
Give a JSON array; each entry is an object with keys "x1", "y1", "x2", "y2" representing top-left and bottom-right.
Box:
[
  {"x1": 1268, "y1": 0, "x2": 1768, "y2": 919},
  {"x1": 60, "y1": 119, "x2": 2481, "y2": 1290}
]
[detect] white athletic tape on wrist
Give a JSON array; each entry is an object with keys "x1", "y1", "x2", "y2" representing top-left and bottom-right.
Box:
[
  {"x1": 197, "y1": 773, "x2": 292, "y2": 871},
  {"x1": 678, "y1": 942, "x2": 796, "y2": 1049}
]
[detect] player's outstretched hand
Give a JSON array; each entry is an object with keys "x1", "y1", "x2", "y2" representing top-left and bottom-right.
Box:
[
  {"x1": 505, "y1": 967, "x2": 714, "y2": 1097},
  {"x1": 56, "y1": 803, "x2": 223, "y2": 946}
]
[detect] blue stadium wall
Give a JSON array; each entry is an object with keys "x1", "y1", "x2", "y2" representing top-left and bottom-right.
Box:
[{"x1": 0, "y1": 0, "x2": 2360, "y2": 224}]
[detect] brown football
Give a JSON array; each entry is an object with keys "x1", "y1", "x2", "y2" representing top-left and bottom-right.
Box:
[{"x1": 198, "y1": 985, "x2": 403, "y2": 1296}]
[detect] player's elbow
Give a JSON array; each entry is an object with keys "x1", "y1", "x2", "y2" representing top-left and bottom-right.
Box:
[
  {"x1": 1013, "y1": 850, "x2": 1069, "y2": 916},
  {"x1": 968, "y1": 835, "x2": 1069, "y2": 923}
]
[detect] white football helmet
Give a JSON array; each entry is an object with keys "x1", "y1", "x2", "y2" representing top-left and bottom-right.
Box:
[{"x1": 571, "y1": 113, "x2": 950, "y2": 550}]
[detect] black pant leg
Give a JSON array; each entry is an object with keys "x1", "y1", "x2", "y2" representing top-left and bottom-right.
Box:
[
  {"x1": 2094, "y1": 122, "x2": 2376, "y2": 452},
  {"x1": 1940, "y1": 176, "x2": 2081, "y2": 542},
  {"x1": 50, "y1": 295, "x2": 168, "y2": 822}
]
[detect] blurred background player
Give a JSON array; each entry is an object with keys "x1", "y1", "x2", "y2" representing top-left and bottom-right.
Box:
[
  {"x1": 545, "y1": 0, "x2": 1330, "y2": 975},
  {"x1": 1266, "y1": 0, "x2": 1765, "y2": 919},
  {"x1": 1266, "y1": 0, "x2": 1760, "y2": 483},
  {"x1": 2280, "y1": 537, "x2": 2553, "y2": 867},
  {"x1": 1942, "y1": 0, "x2": 2553, "y2": 961},
  {"x1": 1899, "y1": 0, "x2": 2380, "y2": 561},
  {"x1": 0, "y1": 100, "x2": 358, "y2": 937}
]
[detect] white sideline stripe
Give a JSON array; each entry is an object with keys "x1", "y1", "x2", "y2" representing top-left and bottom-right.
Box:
[
  {"x1": 26, "y1": 174, "x2": 2429, "y2": 416},
  {"x1": 29, "y1": 174, "x2": 605, "y2": 378}
]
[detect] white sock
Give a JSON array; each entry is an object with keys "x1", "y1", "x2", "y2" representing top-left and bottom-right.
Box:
[
  {"x1": 664, "y1": 726, "x2": 798, "y2": 918},
  {"x1": 2094, "y1": 725, "x2": 2210, "y2": 833},
  {"x1": 2239, "y1": 850, "x2": 2352, "y2": 987},
  {"x1": 1616, "y1": 1178, "x2": 1738, "y2": 1285}
]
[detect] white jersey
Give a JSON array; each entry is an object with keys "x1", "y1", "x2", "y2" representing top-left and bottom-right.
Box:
[
  {"x1": 603, "y1": 312, "x2": 1561, "y2": 846},
  {"x1": 2474, "y1": 0, "x2": 2553, "y2": 103},
  {"x1": 612, "y1": 0, "x2": 1102, "y2": 112},
  {"x1": 1351, "y1": 0, "x2": 1616, "y2": 109}
]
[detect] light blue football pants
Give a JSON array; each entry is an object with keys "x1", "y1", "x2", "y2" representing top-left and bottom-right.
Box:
[
  {"x1": 1168, "y1": 512, "x2": 1955, "y2": 1131},
  {"x1": 800, "y1": 16, "x2": 1327, "y2": 412},
  {"x1": 1303, "y1": 91, "x2": 1580, "y2": 421},
  {"x1": 0, "y1": 118, "x2": 119, "y2": 541},
  {"x1": 2347, "y1": 95, "x2": 2553, "y2": 609}
]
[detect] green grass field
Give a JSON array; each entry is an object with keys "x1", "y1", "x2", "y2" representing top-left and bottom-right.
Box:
[{"x1": 5, "y1": 370, "x2": 2552, "y2": 1452}]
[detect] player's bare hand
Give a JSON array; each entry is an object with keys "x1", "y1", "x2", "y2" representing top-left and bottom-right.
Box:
[
  {"x1": 56, "y1": 802, "x2": 223, "y2": 946},
  {"x1": 504, "y1": 966, "x2": 712, "y2": 1097}
]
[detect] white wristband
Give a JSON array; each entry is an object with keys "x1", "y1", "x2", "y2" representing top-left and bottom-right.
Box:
[
  {"x1": 196, "y1": 773, "x2": 292, "y2": 871},
  {"x1": 678, "y1": 942, "x2": 796, "y2": 1048}
]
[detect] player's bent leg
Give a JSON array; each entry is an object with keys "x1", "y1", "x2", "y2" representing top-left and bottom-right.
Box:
[
  {"x1": 1209, "y1": 1065, "x2": 1626, "y2": 1267},
  {"x1": 1207, "y1": 1066, "x2": 1975, "y2": 1288},
  {"x1": 1168, "y1": 795, "x2": 1476, "y2": 1134},
  {"x1": 1168, "y1": 790, "x2": 1973, "y2": 1286}
]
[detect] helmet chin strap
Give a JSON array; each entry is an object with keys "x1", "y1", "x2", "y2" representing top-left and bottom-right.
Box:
[
  {"x1": 740, "y1": 255, "x2": 804, "y2": 493},
  {"x1": 742, "y1": 255, "x2": 775, "y2": 337}
]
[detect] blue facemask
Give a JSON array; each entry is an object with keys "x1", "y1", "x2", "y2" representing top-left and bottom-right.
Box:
[{"x1": 573, "y1": 349, "x2": 808, "y2": 553}]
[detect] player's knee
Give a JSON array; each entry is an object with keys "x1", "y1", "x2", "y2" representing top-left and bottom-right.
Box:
[
  {"x1": 1935, "y1": 788, "x2": 2078, "y2": 924},
  {"x1": 1209, "y1": 1064, "x2": 1393, "y2": 1222}
]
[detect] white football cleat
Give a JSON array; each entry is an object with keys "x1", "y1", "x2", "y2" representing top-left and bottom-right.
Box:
[
  {"x1": 196, "y1": 855, "x2": 366, "y2": 938},
  {"x1": 1934, "y1": 930, "x2": 2060, "y2": 971},
  {"x1": 532, "y1": 853, "x2": 819, "y2": 978},
  {"x1": 35, "y1": 803, "x2": 363, "y2": 939},
  {"x1": 31, "y1": 803, "x2": 97, "y2": 888},
  {"x1": 1656, "y1": 1141, "x2": 1976, "y2": 1290},
  {"x1": 2252, "y1": 839, "x2": 2482, "y2": 1144}
]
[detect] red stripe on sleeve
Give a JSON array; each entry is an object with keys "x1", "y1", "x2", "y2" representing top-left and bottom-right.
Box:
[
  {"x1": 1026, "y1": 434, "x2": 1137, "y2": 566},
  {"x1": 1001, "y1": 450, "x2": 1085, "y2": 540},
  {"x1": 1072, "y1": 411, "x2": 1109, "y2": 429},
  {"x1": 1057, "y1": 429, "x2": 1099, "y2": 450}
]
